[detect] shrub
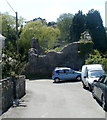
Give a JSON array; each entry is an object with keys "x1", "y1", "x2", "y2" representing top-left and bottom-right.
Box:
[
  {"x1": 85, "y1": 50, "x2": 107, "y2": 73},
  {"x1": 78, "y1": 40, "x2": 93, "y2": 58},
  {"x1": 2, "y1": 49, "x2": 27, "y2": 78}
]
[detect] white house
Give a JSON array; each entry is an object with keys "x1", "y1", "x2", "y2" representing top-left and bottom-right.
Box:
[
  {"x1": 0, "y1": 34, "x2": 6, "y2": 63},
  {"x1": 0, "y1": 34, "x2": 6, "y2": 48}
]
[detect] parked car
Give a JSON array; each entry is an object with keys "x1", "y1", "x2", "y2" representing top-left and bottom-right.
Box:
[
  {"x1": 52, "y1": 67, "x2": 81, "y2": 83},
  {"x1": 92, "y1": 74, "x2": 107, "y2": 111},
  {"x1": 81, "y1": 64, "x2": 105, "y2": 91}
]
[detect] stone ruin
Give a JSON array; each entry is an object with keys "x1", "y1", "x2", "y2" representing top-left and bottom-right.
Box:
[
  {"x1": 30, "y1": 37, "x2": 44, "y2": 55},
  {"x1": 25, "y1": 37, "x2": 86, "y2": 78}
]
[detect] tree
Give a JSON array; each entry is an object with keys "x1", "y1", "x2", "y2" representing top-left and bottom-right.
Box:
[
  {"x1": 85, "y1": 49, "x2": 107, "y2": 72},
  {"x1": 57, "y1": 13, "x2": 74, "y2": 43},
  {"x1": 72, "y1": 10, "x2": 86, "y2": 42},
  {"x1": 1, "y1": 13, "x2": 27, "y2": 78},
  {"x1": 47, "y1": 21, "x2": 56, "y2": 26},
  {"x1": 19, "y1": 20, "x2": 60, "y2": 55},
  {"x1": 1, "y1": 13, "x2": 16, "y2": 51},
  {"x1": 1, "y1": 12, "x2": 24, "y2": 52},
  {"x1": 2, "y1": 47, "x2": 27, "y2": 78},
  {"x1": 86, "y1": 9, "x2": 107, "y2": 52}
]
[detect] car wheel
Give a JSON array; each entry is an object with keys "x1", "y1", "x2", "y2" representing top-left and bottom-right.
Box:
[
  {"x1": 76, "y1": 76, "x2": 81, "y2": 81},
  {"x1": 54, "y1": 78, "x2": 60, "y2": 83},
  {"x1": 102, "y1": 95, "x2": 107, "y2": 111},
  {"x1": 82, "y1": 81, "x2": 87, "y2": 89}
]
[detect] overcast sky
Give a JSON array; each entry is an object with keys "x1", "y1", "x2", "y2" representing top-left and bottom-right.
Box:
[{"x1": 0, "y1": 0, "x2": 106, "y2": 25}]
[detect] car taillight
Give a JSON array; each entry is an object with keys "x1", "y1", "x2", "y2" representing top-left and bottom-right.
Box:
[{"x1": 52, "y1": 73, "x2": 54, "y2": 76}]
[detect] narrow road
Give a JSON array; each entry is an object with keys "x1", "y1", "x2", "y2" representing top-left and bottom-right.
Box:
[{"x1": 1, "y1": 79, "x2": 106, "y2": 118}]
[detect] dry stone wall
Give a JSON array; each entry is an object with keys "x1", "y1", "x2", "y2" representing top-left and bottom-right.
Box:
[
  {"x1": 0, "y1": 76, "x2": 26, "y2": 114},
  {"x1": 26, "y1": 38, "x2": 86, "y2": 78}
]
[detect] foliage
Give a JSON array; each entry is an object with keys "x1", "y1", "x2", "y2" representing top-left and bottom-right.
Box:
[
  {"x1": 1, "y1": 12, "x2": 25, "y2": 52},
  {"x1": 85, "y1": 50, "x2": 107, "y2": 73},
  {"x1": 1, "y1": 13, "x2": 16, "y2": 51},
  {"x1": 86, "y1": 9, "x2": 107, "y2": 53},
  {"x1": 2, "y1": 49, "x2": 26, "y2": 78},
  {"x1": 80, "y1": 31, "x2": 92, "y2": 41},
  {"x1": 45, "y1": 44, "x2": 67, "y2": 53},
  {"x1": 71, "y1": 9, "x2": 107, "y2": 53},
  {"x1": 19, "y1": 20, "x2": 60, "y2": 55},
  {"x1": 47, "y1": 21, "x2": 56, "y2": 26},
  {"x1": 26, "y1": 17, "x2": 47, "y2": 24},
  {"x1": 72, "y1": 10, "x2": 86, "y2": 42},
  {"x1": 1, "y1": 11, "x2": 107, "y2": 78},
  {"x1": 78, "y1": 40, "x2": 93, "y2": 58},
  {"x1": 57, "y1": 13, "x2": 74, "y2": 43},
  {"x1": 1, "y1": 13, "x2": 26, "y2": 78}
]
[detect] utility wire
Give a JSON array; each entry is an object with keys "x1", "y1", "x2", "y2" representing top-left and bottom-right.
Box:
[
  {"x1": 5, "y1": 0, "x2": 16, "y2": 13},
  {"x1": 5, "y1": 0, "x2": 19, "y2": 53}
]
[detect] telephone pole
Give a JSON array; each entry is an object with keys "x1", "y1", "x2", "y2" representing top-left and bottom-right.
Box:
[
  {"x1": 5, "y1": 0, "x2": 19, "y2": 53},
  {"x1": 16, "y1": 12, "x2": 19, "y2": 53}
]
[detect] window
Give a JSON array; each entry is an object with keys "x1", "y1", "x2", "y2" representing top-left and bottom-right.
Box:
[
  {"x1": 88, "y1": 70, "x2": 104, "y2": 78},
  {"x1": 56, "y1": 70, "x2": 59, "y2": 73},
  {"x1": 64, "y1": 70, "x2": 70, "y2": 73},
  {"x1": 56, "y1": 70, "x2": 65, "y2": 73},
  {"x1": 59, "y1": 70, "x2": 64, "y2": 73},
  {"x1": 104, "y1": 76, "x2": 107, "y2": 85},
  {"x1": 64, "y1": 69, "x2": 74, "y2": 73}
]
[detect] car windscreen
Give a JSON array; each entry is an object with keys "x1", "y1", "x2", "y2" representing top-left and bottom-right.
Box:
[{"x1": 88, "y1": 70, "x2": 104, "y2": 78}]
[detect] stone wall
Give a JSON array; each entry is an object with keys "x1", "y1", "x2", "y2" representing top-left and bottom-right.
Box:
[
  {"x1": 26, "y1": 38, "x2": 88, "y2": 78},
  {"x1": 1, "y1": 78, "x2": 13, "y2": 114},
  {"x1": 0, "y1": 75, "x2": 26, "y2": 114}
]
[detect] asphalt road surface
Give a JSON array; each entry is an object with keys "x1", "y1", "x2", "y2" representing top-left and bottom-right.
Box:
[{"x1": 1, "y1": 79, "x2": 106, "y2": 118}]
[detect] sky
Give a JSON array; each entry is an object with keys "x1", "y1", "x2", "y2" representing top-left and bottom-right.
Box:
[{"x1": 0, "y1": 0, "x2": 107, "y2": 26}]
